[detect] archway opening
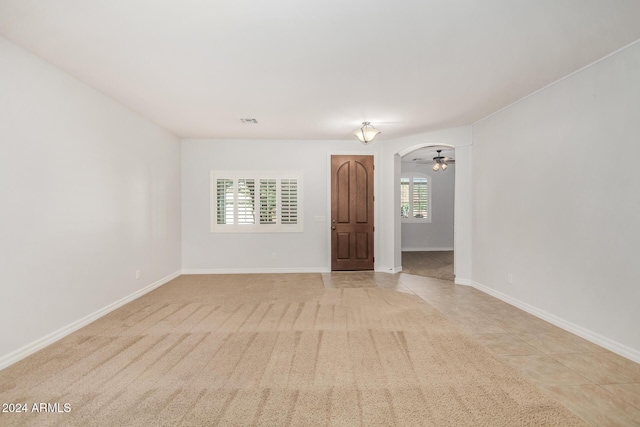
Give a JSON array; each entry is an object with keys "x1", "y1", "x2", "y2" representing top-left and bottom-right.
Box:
[{"x1": 396, "y1": 144, "x2": 456, "y2": 281}]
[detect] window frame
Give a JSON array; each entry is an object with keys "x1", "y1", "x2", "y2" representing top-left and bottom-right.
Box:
[
  {"x1": 210, "y1": 170, "x2": 303, "y2": 233},
  {"x1": 400, "y1": 172, "x2": 432, "y2": 223}
]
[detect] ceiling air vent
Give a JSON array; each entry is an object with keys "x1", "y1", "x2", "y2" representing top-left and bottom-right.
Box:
[{"x1": 240, "y1": 118, "x2": 258, "y2": 124}]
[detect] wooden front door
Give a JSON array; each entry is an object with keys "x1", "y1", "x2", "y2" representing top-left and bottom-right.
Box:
[{"x1": 331, "y1": 155, "x2": 374, "y2": 270}]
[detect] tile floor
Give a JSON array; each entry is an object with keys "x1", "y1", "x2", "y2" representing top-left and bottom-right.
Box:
[{"x1": 322, "y1": 271, "x2": 640, "y2": 427}]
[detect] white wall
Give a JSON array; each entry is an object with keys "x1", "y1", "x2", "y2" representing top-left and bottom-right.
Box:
[
  {"x1": 182, "y1": 132, "x2": 473, "y2": 276},
  {"x1": 400, "y1": 162, "x2": 455, "y2": 251},
  {"x1": 181, "y1": 139, "x2": 379, "y2": 272},
  {"x1": 472, "y1": 41, "x2": 640, "y2": 361},
  {"x1": 0, "y1": 37, "x2": 182, "y2": 367}
]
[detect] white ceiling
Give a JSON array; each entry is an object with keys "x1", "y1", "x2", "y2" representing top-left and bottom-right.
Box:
[{"x1": 2, "y1": 0, "x2": 640, "y2": 140}]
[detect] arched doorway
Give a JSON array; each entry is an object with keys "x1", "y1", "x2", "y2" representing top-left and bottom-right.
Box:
[
  {"x1": 398, "y1": 144, "x2": 455, "y2": 279},
  {"x1": 390, "y1": 140, "x2": 472, "y2": 285}
]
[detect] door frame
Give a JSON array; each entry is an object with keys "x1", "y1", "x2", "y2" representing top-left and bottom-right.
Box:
[{"x1": 326, "y1": 151, "x2": 379, "y2": 272}]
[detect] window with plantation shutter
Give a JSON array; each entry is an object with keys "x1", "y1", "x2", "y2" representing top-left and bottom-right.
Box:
[
  {"x1": 400, "y1": 173, "x2": 431, "y2": 222},
  {"x1": 211, "y1": 171, "x2": 303, "y2": 232}
]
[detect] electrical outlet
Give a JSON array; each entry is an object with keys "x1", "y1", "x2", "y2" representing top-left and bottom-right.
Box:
[
  {"x1": 271, "y1": 253, "x2": 277, "y2": 260},
  {"x1": 136, "y1": 270, "x2": 141, "y2": 280},
  {"x1": 507, "y1": 273, "x2": 513, "y2": 284}
]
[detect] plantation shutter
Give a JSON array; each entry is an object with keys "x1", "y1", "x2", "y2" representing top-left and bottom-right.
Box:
[
  {"x1": 212, "y1": 172, "x2": 303, "y2": 232},
  {"x1": 260, "y1": 179, "x2": 277, "y2": 224},
  {"x1": 237, "y1": 179, "x2": 255, "y2": 224},
  {"x1": 399, "y1": 174, "x2": 431, "y2": 222},
  {"x1": 400, "y1": 177, "x2": 410, "y2": 218},
  {"x1": 216, "y1": 178, "x2": 234, "y2": 224},
  {"x1": 280, "y1": 178, "x2": 298, "y2": 225},
  {"x1": 412, "y1": 177, "x2": 428, "y2": 219}
]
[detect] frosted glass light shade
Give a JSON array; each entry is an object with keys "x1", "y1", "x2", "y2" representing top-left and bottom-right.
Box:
[{"x1": 353, "y1": 122, "x2": 380, "y2": 144}]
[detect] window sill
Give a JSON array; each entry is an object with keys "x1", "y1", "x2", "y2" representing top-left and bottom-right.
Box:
[
  {"x1": 210, "y1": 225, "x2": 304, "y2": 233},
  {"x1": 401, "y1": 218, "x2": 432, "y2": 224}
]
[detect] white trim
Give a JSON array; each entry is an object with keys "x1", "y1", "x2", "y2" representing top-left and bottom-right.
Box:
[
  {"x1": 375, "y1": 266, "x2": 403, "y2": 274},
  {"x1": 473, "y1": 38, "x2": 640, "y2": 126},
  {"x1": 402, "y1": 247, "x2": 454, "y2": 252},
  {"x1": 182, "y1": 267, "x2": 330, "y2": 274},
  {"x1": 0, "y1": 270, "x2": 181, "y2": 371},
  {"x1": 397, "y1": 143, "x2": 456, "y2": 158},
  {"x1": 454, "y1": 278, "x2": 474, "y2": 286},
  {"x1": 467, "y1": 280, "x2": 640, "y2": 364}
]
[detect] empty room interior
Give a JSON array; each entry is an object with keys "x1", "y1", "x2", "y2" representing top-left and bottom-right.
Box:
[{"x1": 1, "y1": 1, "x2": 640, "y2": 425}]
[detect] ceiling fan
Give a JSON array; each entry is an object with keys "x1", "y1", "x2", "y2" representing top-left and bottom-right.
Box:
[
  {"x1": 431, "y1": 149, "x2": 454, "y2": 171},
  {"x1": 412, "y1": 149, "x2": 455, "y2": 171}
]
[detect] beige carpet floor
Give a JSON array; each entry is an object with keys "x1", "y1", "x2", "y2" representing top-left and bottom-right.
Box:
[
  {"x1": 0, "y1": 274, "x2": 587, "y2": 426},
  {"x1": 402, "y1": 251, "x2": 455, "y2": 281}
]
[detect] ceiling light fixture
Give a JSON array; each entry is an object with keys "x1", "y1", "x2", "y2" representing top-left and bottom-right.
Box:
[
  {"x1": 353, "y1": 122, "x2": 380, "y2": 144},
  {"x1": 432, "y1": 149, "x2": 451, "y2": 172}
]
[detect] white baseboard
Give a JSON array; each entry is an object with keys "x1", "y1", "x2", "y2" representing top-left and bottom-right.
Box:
[
  {"x1": 402, "y1": 247, "x2": 454, "y2": 252},
  {"x1": 182, "y1": 267, "x2": 330, "y2": 274},
  {"x1": 454, "y1": 278, "x2": 474, "y2": 286},
  {"x1": 0, "y1": 270, "x2": 181, "y2": 371},
  {"x1": 375, "y1": 266, "x2": 403, "y2": 274},
  {"x1": 468, "y1": 280, "x2": 640, "y2": 364}
]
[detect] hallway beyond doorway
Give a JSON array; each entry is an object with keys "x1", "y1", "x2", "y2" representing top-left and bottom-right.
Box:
[{"x1": 401, "y1": 251, "x2": 454, "y2": 281}]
